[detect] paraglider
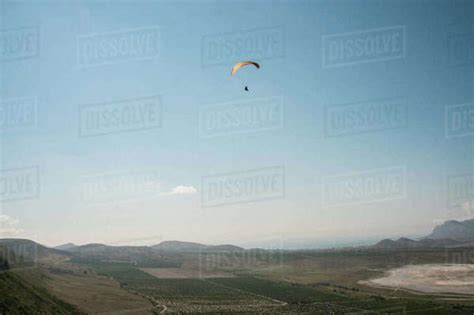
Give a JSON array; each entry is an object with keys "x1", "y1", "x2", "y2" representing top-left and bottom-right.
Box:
[
  {"x1": 231, "y1": 61, "x2": 260, "y2": 91},
  {"x1": 231, "y1": 61, "x2": 260, "y2": 76}
]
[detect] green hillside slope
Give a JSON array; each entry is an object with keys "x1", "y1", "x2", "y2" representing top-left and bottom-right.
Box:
[{"x1": 0, "y1": 270, "x2": 81, "y2": 314}]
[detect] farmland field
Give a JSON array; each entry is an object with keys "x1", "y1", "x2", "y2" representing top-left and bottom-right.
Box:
[
  {"x1": 2, "y1": 242, "x2": 474, "y2": 314},
  {"x1": 141, "y1": 267, "x2": 235, "y2": 279},
  {"x1": 43, "y1": 264, "x2": 154, "y2": 314},
  {"x1": 85, "y1": 262, "x2": 283, "y2": 313},
  {"x1": 74, "y1": 250, "x2": 474, "y2": 314}
]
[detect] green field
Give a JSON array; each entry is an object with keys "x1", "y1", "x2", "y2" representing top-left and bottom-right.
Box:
[
  {"x1": 0, "y1": 270, "x2": 81, "y2": 315},
  {"x1": 86, "y1": 262, "x2": 282, "y2": 313}
]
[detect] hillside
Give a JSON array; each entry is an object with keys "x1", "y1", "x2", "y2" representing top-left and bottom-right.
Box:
[
  {"x1": 427, "y1": 219, "x2": 474, "y2": 241},
  {"x1": 208, "y1": 244, "x2": 245, "y2": 251},
  {"x1": 373, "y1": 237, "x2": 464, "y2": 249},
  {"x1": 54, "y1": 243, "x2": 78, "y2": 251},
  {"x1": 0, "y1": 265, "x2": 80, "y2": 314},
  {"x1": 67, "y1": 243, "x2": 179, "y2": 267},
  {"x1": 0, "y1": 239, "x2": 69, "y2": 266},
  {"x1": 373, "y1": 238, "x2": 407, "y2": 249},
  {"x1": 0, "y1": 238, "x2": 245, "y2": 268},
  {"x1": 152, "y1": 240, "x2": 244, "y2": 252},
  {"x1": 151, "y1": 240, "x2": 207, "y2": 251},
  {"x1": 0, "y1": 240, "x2": 79, "y2": 313},
  {"x1": 373, "y1": 219, "x2": 474, "y2": 249}
]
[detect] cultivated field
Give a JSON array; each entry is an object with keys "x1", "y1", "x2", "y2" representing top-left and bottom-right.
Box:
[
  {"x1": 141, "y1": 267, "x2": 235, "y2": 279},
  {"x1": 70, "y1": 249, "x2": 474, "y2": 314},
  {"x1": 43, "y1": 264, "x2": 155, "y2": 314}
]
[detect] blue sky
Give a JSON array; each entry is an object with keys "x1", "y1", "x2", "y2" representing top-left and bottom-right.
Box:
[{"x1": 0, "y1": 0, "x2": 473, "y2": 248}]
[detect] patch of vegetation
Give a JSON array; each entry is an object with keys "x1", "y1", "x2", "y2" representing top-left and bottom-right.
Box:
[
  {"x1": 0, "y1": 270, "x2": 81, "y2": 314},
  {"x1": 88, "y1": 262, "x2": 158, "y2": 282},
  {"x1": 77, "y1": 250, "x2": 474, "y2": 314},
  {"x1": 85, "y1": 262, "x2": 280, "y2": 313},
  {"x1": 209, "y1": 276, "x2": 347, "y2": 304},
  {"x1": 210, "y1": 277, "x2": 474, "y2": 314},
  {"x1": 71, "y1": 256, "x2": 180, "y2": 268}
]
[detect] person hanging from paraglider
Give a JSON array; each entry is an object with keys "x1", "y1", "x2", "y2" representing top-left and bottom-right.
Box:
[{"x1": 231, "y1": 61, "x2": 260, "y2": 91}]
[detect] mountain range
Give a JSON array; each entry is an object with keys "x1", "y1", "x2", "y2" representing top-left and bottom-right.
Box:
[
  {"x1": 2, "y1": 218, "x2": 473, "y2": 263},
  {"x1": 53, "y1": 240, "x2": 244, "y2": 253},
  {"x1": 374, "y1": 218, "x2": 474, "y2": 249},
  {"x1": 426, "y1": 219, "x2": 474, "y2": 241},
  {"x1": 151, "y1": 240, "x2": 243, "y2": 252}
]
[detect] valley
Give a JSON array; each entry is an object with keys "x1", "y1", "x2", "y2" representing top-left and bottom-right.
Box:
[{"x1": 1, "y1": 236, "x2": 474, "y2": 314}]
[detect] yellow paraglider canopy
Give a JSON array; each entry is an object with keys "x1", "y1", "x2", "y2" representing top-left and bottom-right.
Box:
[{"x1": 231, "y1": 61, "x2": 260, "y2": 76}]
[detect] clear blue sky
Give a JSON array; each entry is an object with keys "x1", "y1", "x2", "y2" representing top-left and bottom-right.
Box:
[{"x1": 1, "y1": 0, "x2": 473, "y2": 248}]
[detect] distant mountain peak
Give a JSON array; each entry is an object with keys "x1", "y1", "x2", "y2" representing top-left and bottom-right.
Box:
[
  {"x1": 373, "y1": 218, "x2": 474, "y2": 249},
  {"x1": 426, "y1": 218, "x2": 474, "y2": 241}
]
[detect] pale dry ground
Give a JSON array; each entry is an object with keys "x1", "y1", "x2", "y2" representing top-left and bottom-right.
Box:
[
  {"x1": 140, "y1": 267, "x2": 236, "y2": 279},
  {"x1": 43, "y1": 264, "x2": 155, "y2": 314},
  {"x1": 362, "y1": 264, "x2": 474, "y2": 295}
]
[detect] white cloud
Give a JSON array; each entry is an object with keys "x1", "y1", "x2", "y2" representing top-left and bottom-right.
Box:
[
  {"x1": 162, "y1": 185, "x2": 197, "y2": 196},
  {"x1": 0, "y1": 215, "x2": 22, "y2": 237}
]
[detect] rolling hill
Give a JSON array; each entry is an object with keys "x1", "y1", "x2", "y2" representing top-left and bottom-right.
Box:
[
  {"x1": 54, "y1": 243, "x2": 78, "y2": 251},
  {"x1": 373, "y1": 218, "x2": 474, "y2": 249},
  {"x1": 0, "y1": 270, "x2": 80, "y2": 314},
  {"x1": 0, "y1": 239, "x2": 245, "y2": 268},
  {"x1": 152, "y1": 240, "x2": 244, "y2": 252},
  {"x1": 0, "y1": 241, "x2": 79, "y2": 314},
  {"x1": 66, "y1": 243, "x2": 179, "y2": 267},
  {"x1": 0, "y1": 239, "x2": 69, "y2": 266}
]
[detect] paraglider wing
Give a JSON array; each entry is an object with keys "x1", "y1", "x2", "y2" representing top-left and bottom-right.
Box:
[{"x1": 231, "y1": 61, "x2": 260, "y2": 75}]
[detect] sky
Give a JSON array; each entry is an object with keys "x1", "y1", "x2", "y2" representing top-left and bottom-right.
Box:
[{"x1": 0, "y1": 0, "x2": 473, "y2": 249}]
